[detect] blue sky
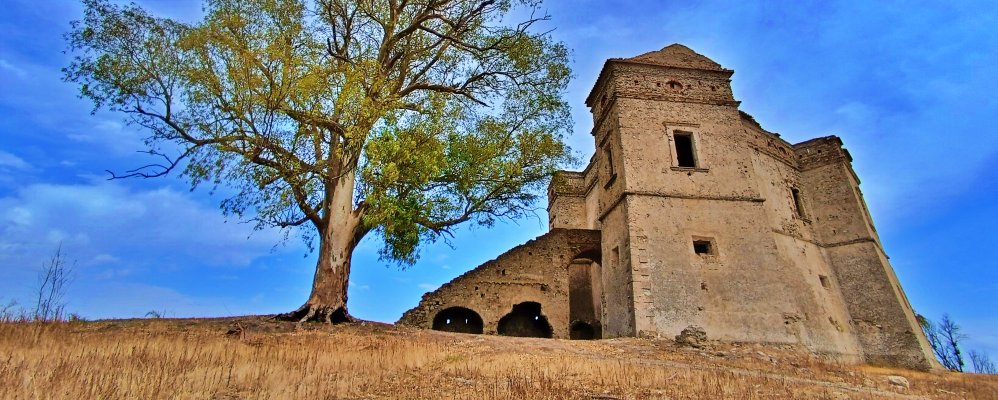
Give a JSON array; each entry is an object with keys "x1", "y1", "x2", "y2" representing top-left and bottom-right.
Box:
[{"x1": 1, "y1": 1, "x2": 996, "y2": 358}]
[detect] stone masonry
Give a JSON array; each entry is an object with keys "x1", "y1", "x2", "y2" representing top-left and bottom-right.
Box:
[{"x1": 399, "y1": 44, "x2": 940, "y2": 371}]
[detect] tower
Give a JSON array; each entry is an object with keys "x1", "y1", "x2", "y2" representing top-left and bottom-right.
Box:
[{"x1": 576, "y1": 44, "x2": 936, "y2": 369}]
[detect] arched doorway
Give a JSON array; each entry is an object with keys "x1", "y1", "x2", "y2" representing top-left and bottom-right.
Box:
[
  {"x1": 497, "y1": 302, "x2": 553, "y2": 338},
  {"x1": 568, "y1": 248, "x2": 602, "y2": 339},
  {"x1": 432, "y1": 307, "x2": 484, "y2": 334}
]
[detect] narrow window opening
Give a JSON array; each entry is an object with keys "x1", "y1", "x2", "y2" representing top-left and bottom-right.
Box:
[
  {"x1": 693, "y1": 240, "x2": 712, "y2": 255},
  {"x1": 674, "y1": 131, "x2": 696, "y2": 168},
  {"x1": 819, "y1": 275, "x2": 830, "y2": 289},
  {"x1": 667, "y1": 80, "x2": 682, "y2": 90},
  {"x1": 603, "y1": 143, "x2": 615, "y2": 176},
  {"x1": 791, "y1": 187, "x2": 806, "y2": 218}
]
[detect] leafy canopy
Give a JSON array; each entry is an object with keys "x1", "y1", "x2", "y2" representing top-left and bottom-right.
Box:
[{"x1": 65, "y1": 0, "x2": 574, "y2": 265}]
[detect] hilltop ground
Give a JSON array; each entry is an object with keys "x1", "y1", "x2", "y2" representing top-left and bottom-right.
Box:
[{"x1": 1, "y1": 317, "x2": 995, "y2": 399}]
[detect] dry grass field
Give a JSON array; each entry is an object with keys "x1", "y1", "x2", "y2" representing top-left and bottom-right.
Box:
[{"x1": 1, "y1": 317, "x2": 995, "y2": 399}]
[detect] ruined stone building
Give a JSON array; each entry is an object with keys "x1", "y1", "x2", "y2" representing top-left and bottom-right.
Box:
[{"x1": 399, "y1": 44, "x2": 938, "y2": 370}]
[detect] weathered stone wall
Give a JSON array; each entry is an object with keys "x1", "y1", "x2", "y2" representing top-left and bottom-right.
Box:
[
  {"x1": 603, "y1": 92, "x2": 863, "y2": 356},
  {"x1": 797, "y1": 138, "x2": 938, "y2": 370},
  {"x1": 397, "y1": 229, "x2": 600, "y2": 339},
  {"x1": 568, "y1": 259, "x2": 596, "y2": 323},
  {"x1": 548, "y1": 171, "x2": 587, "y2": 230},
  {"x1": 598, "y1": 200, "x2": 635, "y2": 337}
]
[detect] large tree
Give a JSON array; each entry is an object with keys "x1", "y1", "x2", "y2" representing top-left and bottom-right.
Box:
[{"x1": 65, "y1": 0, "x2": 573, "y2": 322}]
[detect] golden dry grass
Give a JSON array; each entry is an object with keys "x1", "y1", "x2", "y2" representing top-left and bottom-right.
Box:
[{"x1": 1, "y1": 317, "x2": 995, "y2": 399}]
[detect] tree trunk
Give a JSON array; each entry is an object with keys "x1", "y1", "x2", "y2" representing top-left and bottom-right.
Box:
[{"x1": 278, "y1": 173, "x2": 364, "y2": 323}]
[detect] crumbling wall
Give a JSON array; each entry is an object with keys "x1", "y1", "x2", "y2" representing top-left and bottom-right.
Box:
[{"x1": 397, "y1": 229, "x2": 600, "y2": 339}]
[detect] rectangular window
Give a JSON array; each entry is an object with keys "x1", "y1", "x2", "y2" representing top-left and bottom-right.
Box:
[
  {"x1": 603, "y1": 144, "x2": 615, "y2": 176},
  {"x1": 791, "y1": 187, "x2": 806, "y2": 218},
  {"x1": 693, "y1": 239, "x2": 713, "y2": 255},
  {"x1": 674, "y1": 131, "x2": 696, "y2": 168},
  {"x1": 602, "y1": 138, "x2": 617, "y2": 188}
]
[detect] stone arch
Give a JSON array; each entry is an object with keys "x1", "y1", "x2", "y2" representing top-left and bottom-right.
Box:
[
  {"x1": 497, "y1": 302, "x2": 553, "y2": 338},
  {"x1": 432, "y1": 307, "x2": 484, "y2": 334}
]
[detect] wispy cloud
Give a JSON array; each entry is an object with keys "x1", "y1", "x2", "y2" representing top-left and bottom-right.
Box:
[
  {"x1": 0, "y1": 150, "x2": 30, "y2": 170},
  {"x1": 0, "y1": 58, "x2": 27, "y2": 79},
  {"x1": 65, "y1": 120, "x2": 149, "y2": 156},
  {"x1": 0, "y1": 178, "x2": 309, "y2": 314}
]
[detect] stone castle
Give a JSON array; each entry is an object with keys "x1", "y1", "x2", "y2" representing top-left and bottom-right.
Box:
[{"x1": 399, "y1": 44, "x2": 938, "y2": 370}]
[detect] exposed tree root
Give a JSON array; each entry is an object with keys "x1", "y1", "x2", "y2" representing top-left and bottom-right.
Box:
[{"x1": 275, "y1": 304, "x2": 353, "y2": 324}]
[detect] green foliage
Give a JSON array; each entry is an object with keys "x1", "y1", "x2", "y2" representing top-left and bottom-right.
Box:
[{"x1": 65, "y1": 0, "x2": 574, "y2": 267}]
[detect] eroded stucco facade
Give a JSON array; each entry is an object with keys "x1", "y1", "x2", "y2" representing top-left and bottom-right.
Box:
[{"x1": 398, "y1": 44, "x2": 939, "y2": 371}]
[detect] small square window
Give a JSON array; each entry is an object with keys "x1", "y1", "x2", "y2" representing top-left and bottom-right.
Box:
[
  {"x1": 693, "y1": 240, "x2": 713, "y2": 255},
  {"x1": 819, "y1": 275, "x2": 831, "y2": 289}
]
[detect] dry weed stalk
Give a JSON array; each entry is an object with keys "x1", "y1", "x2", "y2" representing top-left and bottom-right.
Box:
[{"x1": 0, "y1": 319, "x2": 995, "y2": 399}]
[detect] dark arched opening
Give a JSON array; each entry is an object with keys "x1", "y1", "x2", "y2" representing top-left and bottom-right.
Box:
[
  {"x1": 497, "y1": 302, "x2": 553, "y2": 338},
  {"x1": 570, "y1": 321, "x2": 598, "y2": 340},
  {"x1": 432, "y1": 307, "x2": 484, "y2": 334}
]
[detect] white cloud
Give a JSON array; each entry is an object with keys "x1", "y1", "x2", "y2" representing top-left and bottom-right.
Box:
[
  {"x1": 0, "y1": 58, "x2": 27, "y2": 79},
  {"x1": 0, "y1": 180, "x2": 300, "y2": 277},
  {"x1": 89, "y1": 253, "x2": 120, "y2": 265},
  {"x1": 417, "y1": 283, "x2": 439, "y2": 291},
  {"x1": 0, "y1": 150, "x2": 30, "y2": 170},
  {"x1": 0, "y1": 178, "x2": 314, "y2": 317},
  {"x1": 66, "y1": 119, "x2": 148, "y2": 156},
  {"x1": 5, "y1": 206, "x2": 32, "y2": 226}
]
